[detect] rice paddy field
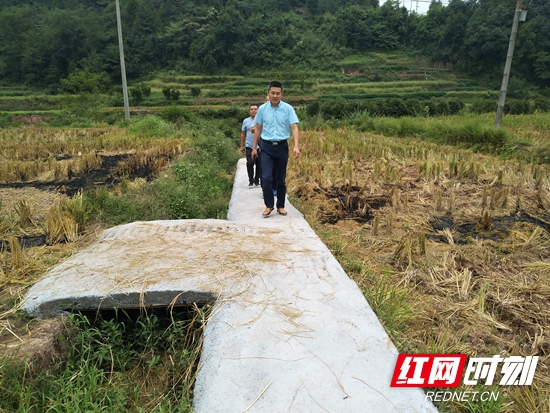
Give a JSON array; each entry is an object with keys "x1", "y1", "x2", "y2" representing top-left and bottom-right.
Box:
[
  {"x1": 0, "y1": 53, "x2": 549, "y2": 410},
  {"x1": 0, "y1": 122, "x2": 216, "y2": 412},
  {"x1": 287, "y1": 113, "x2": 550, "y2": 412},
  {"x1": 0, "y1": 111, "x2": 548, "y2": 411}
]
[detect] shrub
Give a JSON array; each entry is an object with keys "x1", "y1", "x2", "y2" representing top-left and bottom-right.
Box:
[
  {"x1": 447, "y1": 99, "x2": 465, "y2": 115},
  {"x1": 128, "y1": 115, "x2": 176, "y2": 137},
  {"x1": 0, "y1": 113, "x2": 11, "y2": 128},
  {"x1": 320, "y1": 98, "x2": 353, "y2": 120},
  {"x1": 141, "y1": 85, "x2": 151, "y2": 97},
  {"x1": 159, "y1": 106, "x2": 196, "y2": 124},
  {"x1": 441, "y1": 121, "x2": 507, "y2": 149},
  {"x1": 426, "y1": 98, "x2": 450, "y2": 116},
  {"x1": 504, "y1": 99, "x2": 532, "y2": 115},
  {"x1": 130, "y1": 87, "x2": 142, "y2": 105},
  {"x1": 380, "y1": 98, "x2": 410, "y2": 117},
  {"x1": 171, "y1": 89, "x2": 181, "y2": 100},
  {"x1": 534, "y1": 97, "x2": 550, "y2": 112},
  {"x1": 162, "y1": 136, "x2": 239, "y2": 219},
  {"x1": 161, "y1": 87, "x2": 180, "y2": 100},
  {"x1": 469, "y1": 98, "x2": 496, "y2": 114},
  {"x1": 306, "y1": 100, "x2": 320, "y2": 117},
  {"x1": 190, "y1": 87, "x2": 201, "y2": 97}
]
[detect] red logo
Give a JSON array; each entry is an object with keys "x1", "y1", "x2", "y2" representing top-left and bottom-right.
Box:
[{"x1": 391, "y1": 354, "x2": 467, "y2": 387}]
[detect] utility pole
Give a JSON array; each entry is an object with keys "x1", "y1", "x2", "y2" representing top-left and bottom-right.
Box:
[
  {"x1": 494, "y1": 0, "x2": 523, "y2": 129},
  {"x1": 116, "y1": 0, "x2": 130, "y2": 120}
]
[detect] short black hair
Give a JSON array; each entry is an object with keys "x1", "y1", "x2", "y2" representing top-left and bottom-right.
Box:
[{"x1": 268, "y1": 81, "x2": 283, "y2": 92}]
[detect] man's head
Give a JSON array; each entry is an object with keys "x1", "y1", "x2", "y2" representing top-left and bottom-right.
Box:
[
  {"x1": 249, "y1": 104, "x2": 258, "y2": 118},
  {"x1": 267, "y1": 81, "x2": 283, "y2": 107}
]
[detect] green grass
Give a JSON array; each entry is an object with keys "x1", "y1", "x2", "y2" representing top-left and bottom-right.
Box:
[
  {"x1": 83, "y1": 121, "x2": 240, "y2": 224},
  {"x1": 338, "y1": 54, "x2": 378, "y2": 64},
  {"x1": 0, "y1": 307, "x2": 207, "y2": 412},
  {"x1": 353, "y1": 115, "x2": 508, "y2": 152}
]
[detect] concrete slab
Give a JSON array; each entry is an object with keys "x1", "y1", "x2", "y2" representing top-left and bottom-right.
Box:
[{"x1": 22, "y1": 158, "x2": 437, "y2": 413}]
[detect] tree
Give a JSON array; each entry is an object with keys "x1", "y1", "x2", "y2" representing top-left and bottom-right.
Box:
[
  {"x1": 130, "y1": 87, "x2": 143, "y2": 105},
  {"x1": 462, "y1": 4, "x2": 514, "y2": 78},
  {"x1": 171, "y1": 89, "x2": 180, "y2": 100},
  {"x1": 140, "y1": 84, "x2": 151, "y2": 97},
  {"x1": 191, "y1": 87, "x2": 201, "y2": 97},
  {"x1": 60, "y1": 68, "x2": 110, "y2": 94}
]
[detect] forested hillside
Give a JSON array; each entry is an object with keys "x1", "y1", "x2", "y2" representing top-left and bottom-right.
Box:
[{"x1": 0, "y1": 0, "x2": 549, "y2": 91}]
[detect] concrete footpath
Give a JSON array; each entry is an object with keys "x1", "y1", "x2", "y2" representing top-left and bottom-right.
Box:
[{"x1": 23, "y1": 158, "x2": 437, "y2": 413}]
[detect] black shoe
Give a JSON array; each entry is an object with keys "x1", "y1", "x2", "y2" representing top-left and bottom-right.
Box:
[{"x1": 248, "y1": 182, "x2": 254, "y2": 188}]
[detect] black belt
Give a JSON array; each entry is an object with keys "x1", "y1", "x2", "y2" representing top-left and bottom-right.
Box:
[{"x1": 261, "y1": 138, "x2": 288, "y2": 146}]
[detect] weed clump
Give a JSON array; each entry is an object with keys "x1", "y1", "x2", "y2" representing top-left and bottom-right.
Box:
[
  {"x1": 128, "y1": 115, "x2": 177, "y2": 137},
  {"x1": 0, "y1": 307, "x2": 206, "y2": 412}
]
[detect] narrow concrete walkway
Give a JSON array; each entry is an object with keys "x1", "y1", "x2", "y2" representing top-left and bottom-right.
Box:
[{"x1": 23, "y1": 158, "x2": 437, "y2": 413}]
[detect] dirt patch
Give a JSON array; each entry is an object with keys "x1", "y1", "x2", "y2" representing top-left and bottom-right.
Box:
[
  {"x1": 0, "y1": 318, "x2": 71, "y2": 373},
  {"x1": 428, "y1": 212, "x2": 550, "y2": 244},
  {"x1": 0, "y1": 153, "x2": 139, "y2": 197},
  {"x1": 295, "y1": 182, "x2": 390, "y2": 223}
]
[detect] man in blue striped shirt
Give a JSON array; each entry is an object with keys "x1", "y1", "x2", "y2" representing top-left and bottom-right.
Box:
[{"x1": 252, "y1": 81, "x2": 300, "y2": 217}]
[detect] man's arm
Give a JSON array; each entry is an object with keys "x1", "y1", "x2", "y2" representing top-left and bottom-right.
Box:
[
  {"x1": 251, "y1": 124, "x2": 263, "y2": 159},
  {"x1": 240, "y1": 131, "x2": 246, "y2": 153},
  {"x1": 290, "y1": 123, "x2": 299, "y2": 159}
]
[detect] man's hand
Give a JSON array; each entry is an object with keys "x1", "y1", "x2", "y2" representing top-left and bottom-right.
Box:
[
  {"x1": 290, "y1": 123, "x2": 300, "y2": 159},
  {"x1": 240, "y1": 145, "x2": 245, "y2": 153},
  {"x1": 251, "y1": 148, "x2": 258, "y2": 159}
]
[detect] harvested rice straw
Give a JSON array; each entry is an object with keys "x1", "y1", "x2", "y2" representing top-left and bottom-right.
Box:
[
  {"x1": 287, "y1": 383, "x2": 304, "y2": 413},
  {"x1": 279, "y1": 307, "x2": 308, "y2": 328},
  {"x1": 5, "y1": 326, "x2": 23, "y2": 342},
  {"x1": 241, "y1": 380, "x2": 273, "y2": 413},
  {"x1": 264, "y1": 328, "x2": 297, "y2": 349},
  {"x1": 306, "y1": 351, "x2": 350, "y2": 398},
  {"x1": 443, "y1": 228, "x2": 454, "y2": 245},
  {"x1": 166, "y1": 290, "x2": 210, "y2": 313},
  {"x1": 523, "y1": 261, "x2": 550, "y2": 275},
  {"x1": 456, "y1": 268, "x2": 473, "y2": 301},
  {"x1": 278, "y1": 329, "x2": 315, "y2": 340},
  {"x1": 321, "y1": 289, "x2": 338, "y2": 300},
  {"x1": 8, "y1": 237, "x2": 22, "y2": 268},
  {"x1": 238, "y1": 295, "x2": 272, "y2": 327},
  {"x1": 302, "y1": 382, "x2": 330, "y2": 412},
  {"x1": 352, "y1": 375, "x2": 400, "y2": 411},
  {"x1": 208, "y1": 283, "x2": 253, "y2": 320}
]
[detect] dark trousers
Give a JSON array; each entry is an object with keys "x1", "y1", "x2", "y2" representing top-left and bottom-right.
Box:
[
  {"x1": 245, "y1": 147, "x2": 261, "y2": 185},
  {"x1": 260, "y1": 139, "x2": 288, "y2": 209}
]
